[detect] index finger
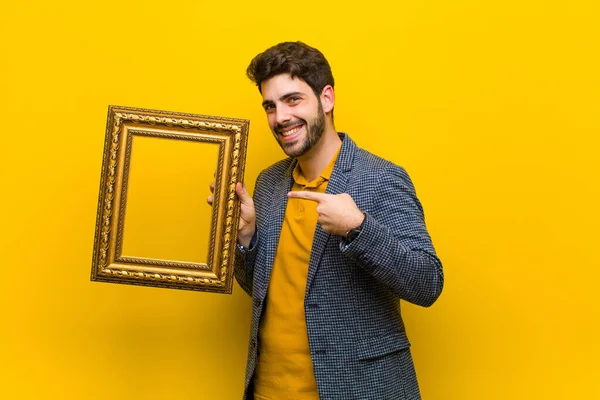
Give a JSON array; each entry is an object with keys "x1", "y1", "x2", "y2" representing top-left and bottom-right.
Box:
[{"x1": 288, "y1": 191, "x2": 328, "y2": 202}]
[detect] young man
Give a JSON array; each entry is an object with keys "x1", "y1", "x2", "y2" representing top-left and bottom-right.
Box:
[{"x1": 209, "y1": 41, "x2": 444, "y2": 400}]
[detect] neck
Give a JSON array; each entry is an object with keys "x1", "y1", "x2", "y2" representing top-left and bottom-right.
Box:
[{"x1": 296, "y1": 124, "x2": 341, "y2": 182}]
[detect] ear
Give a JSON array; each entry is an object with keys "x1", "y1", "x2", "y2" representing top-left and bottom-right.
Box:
[{"x1": 320, "y1": 85, "x2": 335, "y2": 114}]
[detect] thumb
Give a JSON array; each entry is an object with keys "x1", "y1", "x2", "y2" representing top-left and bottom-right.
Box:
[{"x1": 235, "y1": 182, "x2": 252, "y2": 204}]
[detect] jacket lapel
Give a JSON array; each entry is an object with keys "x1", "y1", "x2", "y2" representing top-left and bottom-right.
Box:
[
  {"x1": 258, "y1": 159, "x2": 295, "y2": 299},
  {"x1": 305, "y1": 133, "x2": 356, "y2": 296}
]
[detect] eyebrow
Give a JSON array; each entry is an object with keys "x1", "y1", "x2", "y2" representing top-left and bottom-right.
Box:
[{"x1": 262, "y1": 91, "x2": 305, "y2": 108}]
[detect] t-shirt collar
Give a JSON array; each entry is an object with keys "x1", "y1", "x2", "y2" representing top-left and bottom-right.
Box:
[{"x1": 292, "y1": 145, "x2": 342, "y2": 189}]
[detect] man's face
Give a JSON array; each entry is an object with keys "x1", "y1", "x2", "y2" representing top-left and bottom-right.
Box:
[{"x1": 260, "y1": 74, "x2": 325, "y2": 158}]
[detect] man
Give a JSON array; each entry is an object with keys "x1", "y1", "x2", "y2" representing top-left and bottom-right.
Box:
[{"x1": 209, "y1": 41, "x2": 444, "y2": 399}]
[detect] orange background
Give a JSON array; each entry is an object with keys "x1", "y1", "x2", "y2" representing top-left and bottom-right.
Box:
[{"x1": 1, "y1": 1, "x2": 598, "y2": 398}]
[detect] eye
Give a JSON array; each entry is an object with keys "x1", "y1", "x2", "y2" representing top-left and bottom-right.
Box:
[
  {"x1": 288, "y1": 96, "x2": 301, "y2": 104},
  {"x1": 264, "y1": 104, "x2": 275, "y2": 113}
]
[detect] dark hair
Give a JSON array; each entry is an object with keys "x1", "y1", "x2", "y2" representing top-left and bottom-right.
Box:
[{"x1": 246, "y1": 41, "x2": 334, "y2": 97}]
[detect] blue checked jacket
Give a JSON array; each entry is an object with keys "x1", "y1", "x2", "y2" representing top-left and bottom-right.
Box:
[{"x1": 235, "y1": 133, "x2": 444, "y2": 400}]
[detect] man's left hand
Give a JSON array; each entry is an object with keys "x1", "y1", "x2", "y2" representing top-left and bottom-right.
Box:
[{"x1": 287, "y1": 191, "x2": 365, "y2": 236}]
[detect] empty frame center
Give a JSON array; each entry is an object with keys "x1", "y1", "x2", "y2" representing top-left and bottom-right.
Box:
[{"x1": 120, "y1": 133, "x2": 220, "y2": 264}]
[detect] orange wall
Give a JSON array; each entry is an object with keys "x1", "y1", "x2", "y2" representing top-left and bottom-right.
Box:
[{"x1": 1, "y1": 1, "x2": 598, "y2": 398}]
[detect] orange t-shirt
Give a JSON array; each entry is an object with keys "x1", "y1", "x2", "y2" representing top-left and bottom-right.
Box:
[{"x1": 254, "y1": 148, "x2": 340, "y2": 400}]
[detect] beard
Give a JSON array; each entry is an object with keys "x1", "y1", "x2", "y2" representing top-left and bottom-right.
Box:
[{"x1": 275, "y1": 100, "x2": 325, "y2": 158}]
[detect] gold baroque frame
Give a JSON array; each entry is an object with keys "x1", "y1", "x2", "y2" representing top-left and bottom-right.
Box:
[{"x1": 91, "y1": 105, "x2": 249, "y2": 294}]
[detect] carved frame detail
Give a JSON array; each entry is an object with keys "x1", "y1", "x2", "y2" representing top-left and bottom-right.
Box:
[{"x1": 91, "y1": 105, "x2": 249, "y2": 293}]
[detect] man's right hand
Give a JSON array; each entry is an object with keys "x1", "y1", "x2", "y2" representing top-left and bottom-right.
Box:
[{"x1": 207, "y1": 180, "x2": 256, "y2": 248}]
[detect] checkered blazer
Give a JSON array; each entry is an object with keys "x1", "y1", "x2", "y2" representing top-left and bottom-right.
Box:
[{"x1": 235, "y1": 133, "x2": 444, "y2": 400}]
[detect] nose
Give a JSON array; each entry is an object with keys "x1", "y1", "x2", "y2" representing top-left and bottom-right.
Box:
[{"x1": 274, "y1": 106, "x2": 291, "y2": 126}]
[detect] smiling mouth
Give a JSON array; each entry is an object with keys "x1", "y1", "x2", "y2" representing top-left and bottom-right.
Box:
[{"x1": 280, "y1": 124, "x2": 303, "y2": 137}]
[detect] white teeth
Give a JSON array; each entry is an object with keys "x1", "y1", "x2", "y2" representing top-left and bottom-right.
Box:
[{"x1": 282, "y1": 126, "x2": 301, "y2": 136}]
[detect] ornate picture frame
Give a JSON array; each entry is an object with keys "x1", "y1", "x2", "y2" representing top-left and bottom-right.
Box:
[{"x1": 91, "y1": 105, "x2": 249, "y2": 294}]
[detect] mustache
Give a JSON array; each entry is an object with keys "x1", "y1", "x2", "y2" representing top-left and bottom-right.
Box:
[{"x1": 275, "y1": 119, "x2": 306, "y2": 133}]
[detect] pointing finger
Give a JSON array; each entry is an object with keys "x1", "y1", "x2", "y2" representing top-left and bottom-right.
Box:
[{"x1": 287, "y1": 191, "x2": 328, "y2": 203}]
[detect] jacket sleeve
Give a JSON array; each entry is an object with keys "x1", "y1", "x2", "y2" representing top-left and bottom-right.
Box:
[
  {"x1": 234, "y1": 232, "x2": 258, "y2": 296},
  {"x1": 233, "y1": 171, "x2": 264, "y2": 296},
  {"x1": 340, "y1": 165, "x2": 444, "y2": 307}
]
